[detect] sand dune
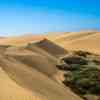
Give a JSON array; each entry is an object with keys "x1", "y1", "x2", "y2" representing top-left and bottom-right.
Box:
[
  {"x1": 0, "y1": 46, "x2": 82, "y2": 100},
  {"x1": 49, "y1": 32, "x2": 100, "y2": 54},
  {"x1": 0, "y1": 65, "x2": 46, "y2": 100},
  {"x1": 0, "y1": 31, "x2": 99, "y2": 100},
  {"x1": 0, "y1": 32, "x2": 83, "y2": 100},
  {"x1": 54, "y1": 32, "x2": 95, "y2": 42},
  {"x1": 35, "y1": 39, "x2": 68, "y2": 57},
  {"x1": 5, "y1": 46, "x2": 58, "y2": 76},
  {"x1": 0, "y1": 34, "x2": 45, "y2": 46}
]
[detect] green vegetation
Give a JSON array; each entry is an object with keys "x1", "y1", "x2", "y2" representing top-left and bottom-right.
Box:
[
  {"x1": 63, "y1": 67, "x2": 100, "y2": 95},
  {"x1": 57, "y1": 51, "x2": 100, "y2": 99},
  {"x1": 62, "y1": 56, "x2": 88, "y2": 65}
]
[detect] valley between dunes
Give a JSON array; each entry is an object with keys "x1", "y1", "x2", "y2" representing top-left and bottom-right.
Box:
[{"x1": 0, "y1": 32, "x2": 99, "y2": 100}]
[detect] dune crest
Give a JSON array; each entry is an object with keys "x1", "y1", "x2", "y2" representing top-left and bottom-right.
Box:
[{"x1": 0, "y1": 34, "x2": 45, "y2": 46}]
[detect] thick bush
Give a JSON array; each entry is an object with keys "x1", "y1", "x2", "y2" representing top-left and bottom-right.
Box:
[
  {"x1": 62, "y1": 56, "x2": 88, "y2": 65},
  {"x1": 63, "y1": 67, "x2": 100, "y2": 95},
  {"x1": 57, "y1": 51, "x2": 100, "y2": 99}
]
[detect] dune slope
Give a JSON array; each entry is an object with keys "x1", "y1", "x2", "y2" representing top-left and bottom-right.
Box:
[
  {"x1": 0, "y1": 55, "x2": 82, "y2": 100},
  {"x1": 0, "y1": 42, "x2": 82, "y2": 100},
  {"x1": 35, "y1": 39, "x2": 68, "y2": 57},
  {"x1": 0, "y1": 34, "x2": 45, "y2": 46},
  {"x1": 49, "y1": 32, "x2": 100, "y2": 54},
  {"x1": 0, "y1": 66, "x2": 46, "y2": 100}
]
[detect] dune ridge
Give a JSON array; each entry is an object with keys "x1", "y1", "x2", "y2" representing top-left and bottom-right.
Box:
[
  {"x1": 55, "y1": 32, "x2": 95, "y2": 42},
  {"x1": 0, "y1": 34, "x2": 45, "y2": 46},
  {"x1": 49, "y1": 32, "x2": 100, "y2": 54}
]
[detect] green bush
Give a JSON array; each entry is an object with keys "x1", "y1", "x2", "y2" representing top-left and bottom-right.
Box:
[
  {"x1": 93, "y1": 59, "x2": 100, "y2": 65},
  {"x1": 62, "y1": 56, "x2": 88, "y2": 65},
  {"x1": 63, "y1": 67, "x2": 100, "y2": 95},
  {"x1": 57, "y1": 51, "x2": 100, "y2": 99},
  {"x1": 56, "y1": 63, "x2": 70, "y2": 70}
]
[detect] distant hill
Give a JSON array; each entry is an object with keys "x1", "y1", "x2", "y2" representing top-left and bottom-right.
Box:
[
  {"x1": 0, "y1": 34, "x2": 45, "y2": 46},
  {"x1": 48, "y1": 31, "x2": 100, "y2": 54}
]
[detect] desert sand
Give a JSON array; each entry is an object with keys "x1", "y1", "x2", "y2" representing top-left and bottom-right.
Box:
[
  {"x1": 0, "y1": 31, "x2": 99, "y2": 100},
  {"x1": 0, "y1": 35, "x2": 82, "y2": 100},
  {"x1": 48, "y1": 31, "x2": 100, "y2": 54},
  {"x1": 0, "y1": 34, "x2": 45, "y2": 46}
]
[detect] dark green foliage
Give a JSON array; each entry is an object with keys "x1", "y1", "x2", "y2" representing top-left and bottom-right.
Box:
[
  {"x1": 57, "y1": 51, "x2": 100, "y2": 99},
  {"x1": 56, "y1": 63, "x2": 69, "y2": 70},
  {"x1": 62, "y1": 56, "x2": 88, "y2": 65},
  {"x1": 63, "y1": 66, "x2": 100, "y2": 95},
  {"x1": 56, "y1": 63, "x2": 82, "y2": 71},
  {"x1": 93, "y1": 59, "x2": 100, "y2": 65}
]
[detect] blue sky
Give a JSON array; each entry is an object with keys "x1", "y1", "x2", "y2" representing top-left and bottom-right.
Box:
[{"x1": 0, "y1": 0, "x2": 98, "y2": 36}]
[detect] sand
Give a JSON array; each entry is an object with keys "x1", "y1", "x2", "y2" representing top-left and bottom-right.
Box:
[
  {"x1": 0, "y1": 34, "x2": 45, "y2": 46},
  {"x1": 0, "y1": 31, "x2": 99, "y2": 100},
  {"x1": 0, "y1": 36, "x2": 82, "y2": 100},
  {"x1": 48, "y1": 32, "x2": 100, "y2": 54}
]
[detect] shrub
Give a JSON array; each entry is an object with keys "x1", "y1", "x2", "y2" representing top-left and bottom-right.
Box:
[
  {"x1": 63, "y1": 67, "x2": 100, "y2": 95},
  {"x1": 93, "y1": 59, "x2": 100, "y2": 65},
  {"x1": 62, "y1": 56, "x2": 88, "y2": 65},
  {"x1": 56, "y1": 63, "x2": 70, "y2": 70},
  {"x1": 57, "y1": 51, "x2": 100, "y2": 99}
]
